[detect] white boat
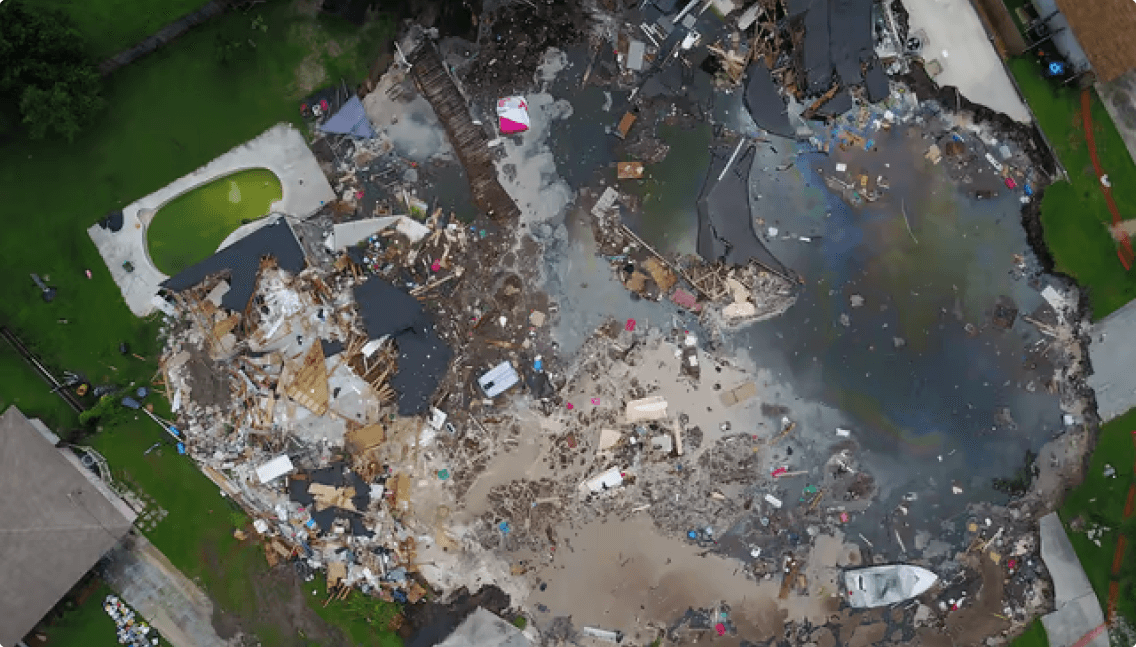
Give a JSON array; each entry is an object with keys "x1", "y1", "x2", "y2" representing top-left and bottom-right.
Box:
[{"x1": 843, "y1": 564, "x2": 938, "y2": 608}]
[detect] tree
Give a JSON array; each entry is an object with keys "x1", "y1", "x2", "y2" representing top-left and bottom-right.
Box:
[{"x1": 0, "y1": 0, "x2": 104, "y2": 141}]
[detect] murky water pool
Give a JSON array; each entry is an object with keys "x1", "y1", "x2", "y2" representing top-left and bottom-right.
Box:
[{"x1": 532, "y1": 52, "x2": 1062, "y2": 554}]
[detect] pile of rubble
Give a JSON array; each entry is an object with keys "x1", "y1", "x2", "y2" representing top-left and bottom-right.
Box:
[{"x1": 589, "y1": 185, "x2": 799, "y2": 325}]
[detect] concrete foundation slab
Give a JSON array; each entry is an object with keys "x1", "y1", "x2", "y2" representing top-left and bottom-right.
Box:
[{"x1": 1095, "y1": 68, "x2": 1136, "y2": 172}]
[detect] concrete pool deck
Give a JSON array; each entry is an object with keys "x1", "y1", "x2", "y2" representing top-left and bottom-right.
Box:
[
  {"x1": 89, "y1": 123, "x2": 335, "y2": 316},
  {"x1": 900, "y1": 0, "x2": 1032, "y2": 123}
]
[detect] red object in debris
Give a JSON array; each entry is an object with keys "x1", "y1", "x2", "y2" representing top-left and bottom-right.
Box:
[
  {"x1": 715, "y1": 623, "x2": 726, "y2": 636},
  {"x1": 1007, "y1": 558, "x2": 1017, "y2": 569},
  {"x1": 840, "y1": 512, "x2": 849, "y2": 523},
  {"x1": 566, "y1": 402, "x2": 574, "y2": 410},
  {"x1": 355, "y1": 190, "x2": 364, "y2": 200},
  {"x1": 1005, "y1": 177, "x2": 1017, "y2": 189},
  {"x1": 591, "y1": 398, "x2": 600, "y2": 405},
  {"x1": 771, "y1": 467, "x2": 788, "y2": 478},
  {"x1": 431, "y1": 260, "x2": 441, "y2": 272},
  {"x1": 625, "y1": 318, "x2": 636, "y2": 331},
  {"x1": 671, "y1": 288, "x2": 702, "y2": 312},
  {"x1": 320, "y1": 99, "x2": 329, "y2": 111}
]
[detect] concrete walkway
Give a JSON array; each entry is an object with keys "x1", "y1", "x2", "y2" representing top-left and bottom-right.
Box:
[
  {"x1": 100, "y1": 534, "x2": 233, "y2": 647},
  {"x1": 1096, "y1": 69, "x2": 1136, "y2": 173},
  {"x1": 900, "y1": 0, "x2": 1031, "y2": 122},
  {"x1": 88, "y1": 123, "x2": 335, "y2": 317},
  {"x1": 1038, "y1": 513, "x2": 1109, "y2": 647}
]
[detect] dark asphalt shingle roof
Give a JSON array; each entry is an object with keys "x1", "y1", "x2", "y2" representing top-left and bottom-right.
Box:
[{"x1": 161, "y1": 217, "x2": 306, "y2": 311}]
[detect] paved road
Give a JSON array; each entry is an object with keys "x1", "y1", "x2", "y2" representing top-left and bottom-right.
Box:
[{"x1": 100, "y1": 533, "x2": 233, "y2": 647}]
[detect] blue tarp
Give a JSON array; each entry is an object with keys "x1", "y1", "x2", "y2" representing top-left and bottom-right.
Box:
[{"x1": 319, "y1": 96, "x2": 377, "y2": 138}]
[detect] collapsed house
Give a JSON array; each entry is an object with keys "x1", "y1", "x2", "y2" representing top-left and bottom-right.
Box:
[{"x1": 158, "y1": 209, "x2": 470, "y2": 603}]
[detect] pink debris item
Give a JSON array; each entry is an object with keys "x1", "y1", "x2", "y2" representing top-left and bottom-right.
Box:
[
  {"x1": 431, "y1": 260, "x2": 441, "y2": 272},
  {"x1": 84, "y1": 269, "x2": 92, "y2": 279},
  {"x1": 590, "y1": 397, "x2": 600, "y2": 405},
  {"x1": 840, "y1": 512, "x2": 849, "y2": 523},
  {"x1": 1004, "y1": 177, "x2": 1017, "y2": 189},
  {"x1": 625, "y1": 318, "x2": 636, "y2": 331},
  {"x1": 355, "y1": 190, "x2": 364, "y2": 199},
  {"x1": 566, "y1": 402, "x2": 574, "y2": 410},
  {"x1": 771, "y1": 467, "x2": 788, "y2": 478},
  {"x1": 497, "y1": 96, "x2": 531, "y2": 135},
  {"x1": 671, "y1": 288, "x2": 702, "y2": 312},
  {"x1": 715, "y1": 623, "x2": 726, "y2": 636}
]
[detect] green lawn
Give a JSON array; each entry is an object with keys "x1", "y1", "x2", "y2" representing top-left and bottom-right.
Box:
[
  {"x1": 38, "y1": 0, "x2": 214, "y2": 60},
  {"x1": 1010, "y1": 56, "x2": 1136, "y2": 319},
  {"x1": 301, "y1": 574, "x2": 404, "y2": 647},
  {"x1": 38, "y1": 581, "x2": 122, "y2": 647},
  {"x1": 0, "y1": 0, "x2": 398, "y2": 644},
  {"x1": 1058, "y1": 408, "x2": 1136, "y2": 627},
  {"x1": 1008, "y1": 618, "x2": 1049, "y2": 647},
  {"x1": 147, "y1": 167, "x2": 282, "y2": 274}
]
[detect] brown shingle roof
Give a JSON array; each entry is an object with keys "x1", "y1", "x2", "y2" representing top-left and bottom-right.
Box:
[
  {"x1": 1055, "y1": 0, "x2": 1136, "y2": 82},
  {"x1": 0, "y1": 407, "x2": 136, "y2": 646}
]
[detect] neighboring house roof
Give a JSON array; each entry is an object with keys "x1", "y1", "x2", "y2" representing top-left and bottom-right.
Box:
[
  {"x1": 319, "y1": 96, "x2": 378, "y2": 138},
  {"x1": 1055, "y1": 0, "x2": 1136, "y2": 82},
  {"x1": 437, "y1": 608, "x2": 530, "y2": 647},
  {"x1": 0, "y1": 407, "x2": 136, "y2": 647}
]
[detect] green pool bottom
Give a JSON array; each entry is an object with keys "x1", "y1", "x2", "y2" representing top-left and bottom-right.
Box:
[{"x1": 146, "y1": 168, "x2": 282, "y2": 276}]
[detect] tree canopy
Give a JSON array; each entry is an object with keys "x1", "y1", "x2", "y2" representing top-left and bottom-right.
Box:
[{"x1": 0, "y1": 0, "x2": 105, "y2": 141}]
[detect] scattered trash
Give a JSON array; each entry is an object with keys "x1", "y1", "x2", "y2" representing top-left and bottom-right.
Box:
[
  {"x1": 1104, "y1": 464, "x2": 1116, "y2": 478},
  {"x1": 764, "y1": 493, "x2": 783, "y2": 509},
  {"x1": 836, "y1": 428, "x2": 851, "y2": 437}
]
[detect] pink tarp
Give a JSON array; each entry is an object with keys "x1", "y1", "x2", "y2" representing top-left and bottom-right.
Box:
[{"x1": 497, "y1": 96, "x2": 530, "y2": 134}]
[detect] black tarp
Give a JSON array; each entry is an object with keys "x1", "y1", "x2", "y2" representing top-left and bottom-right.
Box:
[
  {"x1": 743, "y1": 62, "x2": 795, "y2": 138},
  {"x1": 830, "y1": 0, "x2": 874, "y2": 85},
  {"x1": 161, "y1": 218, "x2": 306, "y2": 312}
]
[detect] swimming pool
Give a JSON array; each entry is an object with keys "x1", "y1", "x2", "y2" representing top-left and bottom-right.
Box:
[{"x1": 146, "y1": 168, "x2": 283, "y2": 275}]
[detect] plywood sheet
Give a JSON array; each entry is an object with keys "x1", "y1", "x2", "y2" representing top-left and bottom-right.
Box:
[{"x1": 285, "y1": 343, "x2": 329, "y2": 415}]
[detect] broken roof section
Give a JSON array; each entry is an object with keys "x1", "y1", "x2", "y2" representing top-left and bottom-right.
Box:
[
  {"x1": 353, "y1": 277, "x2": 452, "y2": 415},
  {"x1": 353, "y1": 277, "x2": 424, "y2": 338},
  {"x1": 162, "y1": 217, "x2": 306, "y2": 312},
  {"x1": 795, "y1": 0, "x2": 876, "y2": 95},
  {"x1": 0, "y1": 407, "x2": 136, "y2": 647},
  {"x1": 743, "y1": 61, "x2": 794, "y2": 138},
  {"x1": 319, "y1": 96, "x2": 378, "y2": 138}
]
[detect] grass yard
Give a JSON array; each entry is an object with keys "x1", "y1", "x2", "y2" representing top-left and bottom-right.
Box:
[
  {"x1": 1009, "y1": 56, "x2": 1136, "y2": 319},
  {"x1": 147, "y1": 167, "x2": 283, "y2": 275},
  {"x1": 1008, "y1": 618, "x2": 1049, "y2": 647},
  {"x1": 38, "y1": 0, "x2": 215, "y2": 60},
  {"x1": 301, "y1": 574, "x2": 404, "y2": 647},
  {"x1": 1058, "y1": 408, "x2": 1136, "y2": 627},
  {"x1": 0, "y1": 0, "x2": 397, "y2": 643},
  {"x1": 37, "y1": 580, "x2": 122, "y2": 647}
]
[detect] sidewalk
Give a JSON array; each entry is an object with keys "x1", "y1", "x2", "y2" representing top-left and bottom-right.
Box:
[
  {"x1": 1038, "y1": 513, "x2": 1109, "y2": 647},
  {"x1": 100, "y1": 534, "x2": 233, "y2": 647}
]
